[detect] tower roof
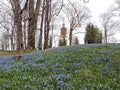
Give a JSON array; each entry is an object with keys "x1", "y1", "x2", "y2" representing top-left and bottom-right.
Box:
[{"x1": 61, "y1": 23, "x2": 66, "y2": 30}]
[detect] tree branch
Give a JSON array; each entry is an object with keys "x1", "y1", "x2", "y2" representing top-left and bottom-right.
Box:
[{"x1": 21, "y1": 0, "x2": 28, "y2": 14}]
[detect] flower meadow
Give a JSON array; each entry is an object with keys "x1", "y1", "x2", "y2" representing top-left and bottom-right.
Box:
[{"x1": 0, "y1": 44, "x2": 120, "y2": 90}]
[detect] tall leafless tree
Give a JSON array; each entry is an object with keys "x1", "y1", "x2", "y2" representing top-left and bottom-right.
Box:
[
  {"x1": 0, "y1": 1, "x2": 17, "y2": 51},
  {"x1": 38, "y1": 0, "x2": 63, "y2": 50},
  {"x1": 43, "y1": 0, "x2": 51, "y2": 49},
  {"x1": 10, "y1": 0, "x2": 23, "y2": 53},
  {"x1": 100, "y1": 10, "x2": 117, "y2": 43},
  {"x1": 38, "y1": 0, "x2": 46, "y2": 50},
  {"x1": 64, "y1": 1, "x2": 90, "y2": 45},
  {"x1": 28, "y1": 0, "x2": 41, "y2": 49}
]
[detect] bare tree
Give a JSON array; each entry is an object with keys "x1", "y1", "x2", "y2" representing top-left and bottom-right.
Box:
[
  {"x1": 38, "y1": 0, "x2": 46, "y2": 50},
  {"x1": 43, "y1": 0, "x2": 55, "y2": 49},
  {"x1": 100, "y1": 10, "x2": 117, "y2": 43},
  {"x1": 38, "y1": 0, "x2": 63, "y2": 50},
  {"x1": 10, "y1": 0, "x2": 23, "y2": 54},
  {"x1": 22, "y1": 10, "x2": 28, "y2": 50},
  {"x1": 0, "y1": 1, "x2": 16, "y2": 51},
  {"x1": 64, "y1": 1, "x2": 90, "y2": 45},
  {"x1": 27, "y1": 0, "x2": 41, "y2": 49},
  {"x1": 111, "y1": 0, "x2": 120, "y2": 39},
  {"x1": 83, "y1": 0, "x2": 89, "y2": 3}
]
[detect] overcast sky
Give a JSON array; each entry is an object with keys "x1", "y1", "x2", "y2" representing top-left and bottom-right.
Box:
[
  {"x1": 65, "y1": 0, "x2": 115, "y2": 26},
  {"x1": 85, "y1": 0, "x2": 115, "y2": 26}
]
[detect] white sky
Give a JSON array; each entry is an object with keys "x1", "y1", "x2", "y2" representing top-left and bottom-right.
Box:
[
  {"x1": 65, "y1": 0, "x2": 115, "y2": 26},
  {"x1": 85, "y1": 0, "x2": 115, "y2": 26}
]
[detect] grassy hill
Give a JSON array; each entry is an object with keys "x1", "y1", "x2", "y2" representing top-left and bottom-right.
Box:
[{"x1": 0, "y1": 44, "x2": 120, "y2": 89}]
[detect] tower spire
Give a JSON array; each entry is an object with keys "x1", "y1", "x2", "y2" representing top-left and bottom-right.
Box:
[{"x1": 62, "y1": 19, "x2": 65, "y2": 27}]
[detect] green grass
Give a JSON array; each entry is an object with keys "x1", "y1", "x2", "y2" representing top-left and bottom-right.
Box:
[
  {"x1": 0, "y1": 44, "x2": 120, "y2": 89},
  {"x1": 0, "y1": 51, "x2": 13, "y2": 56},
  {"x1": 0, "y1": 49, "x2": 37, "y2": 57}
]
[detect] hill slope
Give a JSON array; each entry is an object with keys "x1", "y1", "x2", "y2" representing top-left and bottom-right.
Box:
[{"x1": 0, "y1": 44, "x2": 120, "y2": 89}]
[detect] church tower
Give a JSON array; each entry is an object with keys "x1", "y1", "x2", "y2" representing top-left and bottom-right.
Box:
[
  {"x1": 60, "y1": 23, "x2": 67, "y2": 38},
  {"x1": 58, "y1": 23, "x2": 68, "y2": 46}
]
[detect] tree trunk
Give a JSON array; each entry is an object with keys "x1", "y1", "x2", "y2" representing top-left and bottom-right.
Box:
[
  {"x1": 23, "y1": 20, "x2": 27, "y2": 50},
  {"x1": 11, "y1": 0, "x2": 23, "y2": 53},
  {"x1": 10, "y1": 35, "x2": 14, "y2": 51},
  {"x1": 69, "y1": 28, "x2": 73, "y2": 45},
  {"x1": 28, "y1": 0, "x2": 35, "y2": 49},
  {"x1": 38, "y1": 0, "x2": 45, "y2": 50},
  {"x1": 43, "y1": 0, "x2": 51, "y2": 49},
  {"x1": 104, "y1": 28, "x2": 107, "y2": 44},
  {"x1": 28, "y1": 0, "x2": 41, "y2": 50}
]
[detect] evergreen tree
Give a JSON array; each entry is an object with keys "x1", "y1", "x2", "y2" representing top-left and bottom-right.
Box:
[
  {"x1": 74, "y1": 37, "x2": 79, "y2": 44},
  {"x1": 59, "y1": 38, "x2": 67, "y2": 46},
  {"x1": 85, "y1": 23, "x2": 103, "y2": 44}
]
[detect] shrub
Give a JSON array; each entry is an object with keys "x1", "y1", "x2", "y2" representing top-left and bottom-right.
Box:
[
  {"x1": 59, "y1": 38, "x2": 67, "y2": 46},
  {"x1": 74, "y1": 37, "x2": 79, "y2": 44}
]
